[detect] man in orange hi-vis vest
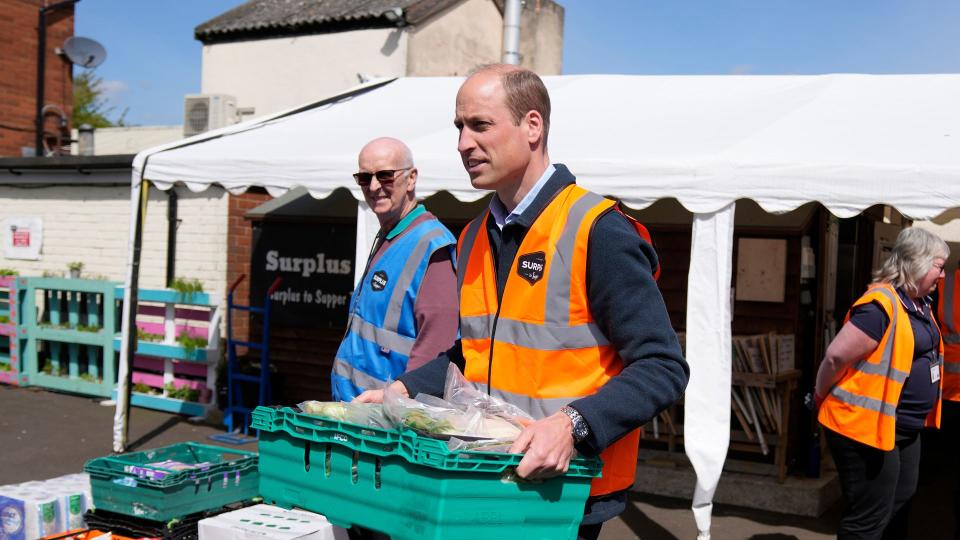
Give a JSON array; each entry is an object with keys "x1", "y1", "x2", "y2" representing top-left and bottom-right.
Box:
[
  {"x1": 936, "y1": 264, "x2": 960, "y2": 538},
  {"x1": 357, "y1": 65, "x2": 689, "y2": 540}
]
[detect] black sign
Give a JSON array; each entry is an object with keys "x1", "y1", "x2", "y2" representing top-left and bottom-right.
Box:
[
  {"x1": 251, "y1": 222, "x2": 356, "y2": 327},
  {"x1": 370, "y1": 270, "x2": 388, "y2": 291},
  {"x1": 516, "y1": 251, "x2": 546, "y2": 285}
]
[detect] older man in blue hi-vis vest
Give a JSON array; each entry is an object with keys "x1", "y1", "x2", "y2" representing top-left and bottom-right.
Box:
[{"x1": 331, "y1": 137, "x2": 458, "y2": 402}]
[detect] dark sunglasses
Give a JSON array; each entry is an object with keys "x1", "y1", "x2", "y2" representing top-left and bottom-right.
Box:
[{"x1": 353, "y1": 167, "x2": 412, "y2": 187}]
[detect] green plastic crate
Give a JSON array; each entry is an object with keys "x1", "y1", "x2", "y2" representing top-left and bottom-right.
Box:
[
  {"x1": 253, "y1": 406, "x2": 601, "y2": 540},
  {"x1": 84, "y1": 442, "x2": 259, "y2": 521}
]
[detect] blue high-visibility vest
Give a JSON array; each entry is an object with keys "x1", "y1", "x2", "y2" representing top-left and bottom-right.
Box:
[{"x1": 331, "y1": 214, "x2": 455, "y2": 401}]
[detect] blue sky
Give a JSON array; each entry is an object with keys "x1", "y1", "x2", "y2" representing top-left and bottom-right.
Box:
[{"x1": 75, "y1": 0, "x2": 960, "y2": 126}]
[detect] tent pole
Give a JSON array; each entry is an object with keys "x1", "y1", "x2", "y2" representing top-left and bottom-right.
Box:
[
  {"x1": 683, "y1": 203, "x2": 736, "y2": 540},
  {"x1": 353, "y1": 200, "x2": 379, "y2": 287},
  {"x1": 113, "y1": 176, "x2": 150, "y2": 453}
]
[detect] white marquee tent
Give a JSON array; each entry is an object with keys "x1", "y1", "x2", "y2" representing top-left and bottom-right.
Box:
[{"x1": 120, "y1": 74, "x2": 960, "y2": 538}]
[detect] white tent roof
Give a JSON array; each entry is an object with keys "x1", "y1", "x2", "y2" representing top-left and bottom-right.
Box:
[{"x1": 136, "y1": 74, "x2": 960, "y2": 218}]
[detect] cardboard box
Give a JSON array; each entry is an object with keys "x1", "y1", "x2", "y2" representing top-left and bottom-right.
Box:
[{"x1": 198, "y1": 504, "x2": 348, "y2": 540}]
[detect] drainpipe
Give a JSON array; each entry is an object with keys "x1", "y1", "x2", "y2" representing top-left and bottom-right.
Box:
[
  {"x1": 502, "y1": 0, "x2": 522, "y2": 65},
  {"x1": 36, "y1": 0, "x2": 80, "y2": 156},
  {"x1": 166, "y1": 189, "x2": 178, "y2": 286}
]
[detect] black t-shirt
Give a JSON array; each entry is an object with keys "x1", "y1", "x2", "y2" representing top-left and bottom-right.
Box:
[{"x1": 848, "y1": 288, "x2": 941, "y2": 431}]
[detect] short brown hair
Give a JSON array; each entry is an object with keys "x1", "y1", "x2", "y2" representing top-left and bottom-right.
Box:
[{"x1": 472, "y1": 64, "x2": 551, "y2": 147}]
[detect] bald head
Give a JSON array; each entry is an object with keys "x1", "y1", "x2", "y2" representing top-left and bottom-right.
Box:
[
  {"x1": 358, "y1": 137, "x2": 414, "y2": 169},
  {"x1": 356, "y1": 137, "x2": 419, "y2": 230}
]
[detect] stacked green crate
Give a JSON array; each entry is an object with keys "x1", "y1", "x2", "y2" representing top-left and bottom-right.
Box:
[
  {"x1": 253, "y1": 406, "x2": 602, "y2": 540},
  {"x1": 84, "y1": 442, "x2": 259, "y2": 521}
]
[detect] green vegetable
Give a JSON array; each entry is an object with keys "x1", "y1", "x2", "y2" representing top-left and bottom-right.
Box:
[{"x1": 402, "y1": 410, "x2": 456, "y2": 435}]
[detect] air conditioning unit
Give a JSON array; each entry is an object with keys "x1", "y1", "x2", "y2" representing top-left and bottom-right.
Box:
[{"x1": 183, "y1": 94, "x2": 237, "y2": 137}]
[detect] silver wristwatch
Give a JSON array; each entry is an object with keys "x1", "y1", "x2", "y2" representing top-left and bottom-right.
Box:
[{"x1": 560, "y1": 405, "x2": 589, "y2": 443}]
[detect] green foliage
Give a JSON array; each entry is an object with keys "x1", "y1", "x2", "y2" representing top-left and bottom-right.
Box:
[
  {"x1": 41, "y1": 361, "x2": 62, "y2": 375},
  {"x1": 75, "y1": 323, "x2": 101, "y2": 333},
  {"x1": 42, "y1": 270, "x2": 64, "y2": 278},
  {"x1": 39, "y1": 321, "x2": 71, "y2": 330},
  {"x1": 67, "y1": 261, "x2": 84, "y2": 272},
  {"x1": 176, "y1": 331, "x2": 208, "y2": 355},
  {"x1": 78, "y1": 373, "x2": 100, "y2": 383},
  {"x1": 170, "y1": 278, "x2": 204, "y2": 295},
  {"x1": 137, "y1": 327, "x2": 165, "y2": 342},
  {"x1": 73, "y1": 70, "x2": 127, "y2": 128},
  {"x1": 0, "y1": 362, "x2": 12, "y2": 372},
  {"x1": 0, "y1": 268, "x2": 17, "y2": 276},
  {"x1": 0, "y1": 315, "x2": 9, "y2": 324},
  {"x1": 133, "y1": 382, "x2": 155, "y2": 394},
  {"x1": 164, "y1": 383, "x2": 199, "y2": 402}
]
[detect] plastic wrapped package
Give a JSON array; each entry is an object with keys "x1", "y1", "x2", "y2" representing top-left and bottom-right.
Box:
[{"x1": 297, "y1": 401, "x2": 392, "y2": 429}]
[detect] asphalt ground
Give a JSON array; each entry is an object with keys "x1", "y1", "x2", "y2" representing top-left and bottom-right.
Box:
[{"x1": 1, "y1": 385, "x2": 955, "y2": 539}]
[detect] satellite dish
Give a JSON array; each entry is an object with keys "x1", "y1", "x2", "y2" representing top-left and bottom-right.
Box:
[{"x1": 62, "y1": 37, "x2": 107, "y2": 68}]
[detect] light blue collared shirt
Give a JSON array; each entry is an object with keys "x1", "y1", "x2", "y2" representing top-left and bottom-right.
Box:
[{"x1": 489, "y1": 164, "x2": 555, "y2": 230}]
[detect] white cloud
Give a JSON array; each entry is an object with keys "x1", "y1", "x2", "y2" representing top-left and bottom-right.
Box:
[{"x1": 99, "y1": 79, "x2": 129, "y2": 97}]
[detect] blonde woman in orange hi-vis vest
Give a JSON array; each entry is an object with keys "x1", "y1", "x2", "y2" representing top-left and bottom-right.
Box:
[
  {"x1": 815, "y1": 227, "x2": 948, "y2": 539},
  {"x1": 935, "y1": 260, "x2": 960, "y2": 539}
]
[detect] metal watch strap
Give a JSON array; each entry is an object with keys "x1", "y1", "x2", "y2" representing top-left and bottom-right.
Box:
[{"x1": 560, "y1": 405, "x2": 589, "y2": 443}]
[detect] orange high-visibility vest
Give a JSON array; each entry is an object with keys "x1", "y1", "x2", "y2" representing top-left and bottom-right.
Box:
[
  {"x1": 936, "y1": 271, "x2": 960, "y2": 401},
  {"x1": 819, "y1": 284, "x2": 943, "y2": 450},
  {"x1": 457, "y1": 184, "x2": 644, "y2": 496}
]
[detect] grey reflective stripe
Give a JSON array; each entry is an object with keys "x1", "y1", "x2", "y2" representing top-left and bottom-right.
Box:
[
  {"x1": 945, "y1": 272, "x2": 956, "y2": 332},
  {"x1": 545, "y1": 191, "x2": 608, "y2": 326},
  {"x1": 493, "y1": 318, "x2": 609, "y2": 350},
  {"x1": 461, "y1": 314, "x2": 608, "y2": 350},
  {"x1": 457, "y1": 216, "x2": 485, "y2": 293},
  {"x1": 945, "y1": 334, "x2": 960, "y2": 345},
  {"x1": 461, "y1": 314, "x2": 494, "y2": 340},
  {"x1": 945, "y1": 362, "x2": 960, "y2": 374},
  {"x1": 332, "y1": 358, "x2": 387, "y2": 391},
  {"x1": 488, "y1": 387, "x2": 576, "y2": 420},
  {"x1": 349, "y1": 315, "x2": 415, "y2": 356},
  {"x1": 852, "y1": 287, "x2": 909, "y2": 383},
  {"x1": 829, "y1": 386, "x2": 897, "y2": 417},
  {"x1": 383, "y1": 226, "x2": 449, "y2": 332}
]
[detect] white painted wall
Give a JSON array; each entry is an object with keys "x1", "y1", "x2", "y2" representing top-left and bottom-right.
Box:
[
  {"x1": 70, "y1": 126, "x2": 184, "y2": 156},
  {"x1": 406, "y1": 0, "x2": 502, "y2": 76},
  {"x1": 201, "y1": 29, "x2": 408, "y2": 117},
  {"x1": 0, "y1": 179, "x2": 228, "y2": 297}
]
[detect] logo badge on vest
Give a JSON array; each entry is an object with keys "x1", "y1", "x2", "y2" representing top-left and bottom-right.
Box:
[
  {"x1": 517, "y1": 251, "x2": 546, "y2": 285},
  {"x1": 371, "y1": 270, "x2": 388, "y2": 291}
]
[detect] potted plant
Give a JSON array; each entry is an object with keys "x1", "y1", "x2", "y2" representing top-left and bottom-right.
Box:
[{"x1": 67, "y1": 261, "x2": 84, "y2": 279}]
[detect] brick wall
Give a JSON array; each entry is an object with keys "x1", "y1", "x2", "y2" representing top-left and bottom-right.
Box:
[
  {"x1": 225, "y1": 190, "x2": 270, "y2": 342},
  {"x1": 0, "y1": 182, "x2": 229, "y2": 296},
  {"x1": 0, "y1": 0, "x2": 75, "y2": 157}
]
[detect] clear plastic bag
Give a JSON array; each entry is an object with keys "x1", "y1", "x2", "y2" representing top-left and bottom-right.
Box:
[
  {"x1": 297, "y1": 400, "x2": 392, "y2": 429},
  {"x1": 382, "y1": 384, "x2": 483, "y2": 437},
  {"x1": 443, "y1": 364, "x2": 533, "y2": 424},
  {"x1": 379, "y1": 365, "x2": 533, "y2": 449}
]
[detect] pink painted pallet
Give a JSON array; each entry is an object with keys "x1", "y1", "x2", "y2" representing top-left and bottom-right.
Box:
[
  {"x1": 121, "y1": 288, "x2": 222, "y2": 417},
  {"x1": 0, "y1": 275, "x2": 24, "y2": 386}
]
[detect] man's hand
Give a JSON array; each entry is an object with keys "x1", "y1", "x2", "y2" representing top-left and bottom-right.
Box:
[
  {"x1": 508, "y1": 411, "x2": 577, "y2": 480},
  {"x1": 353, "y1": 381, "x2": 410, "y2": 403}
]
